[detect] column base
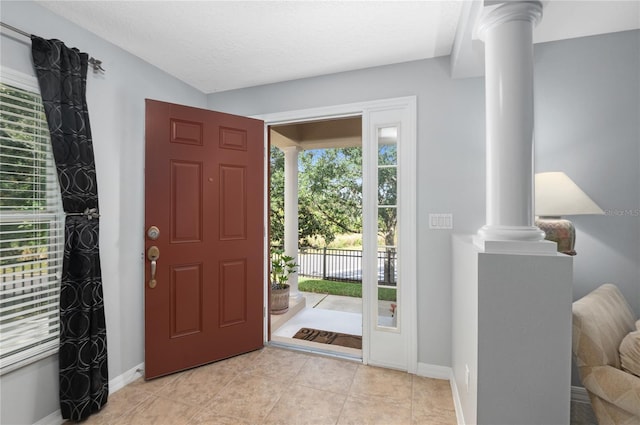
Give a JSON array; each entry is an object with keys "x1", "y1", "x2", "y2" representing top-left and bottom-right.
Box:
[
  {"x1": 474, "y1": 225, "x2": 555, "y2": 255},
  {"x1": 477, "y1": 224, "x2": 545, "y2": 241},
  {"x1": 287, "y1": 273, "x2": 301, "y2": 301}
]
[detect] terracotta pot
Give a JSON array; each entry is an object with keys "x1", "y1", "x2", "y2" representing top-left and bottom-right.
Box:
[{"x1": 270, "y1": 284, "x2": 290, "y2": 315}]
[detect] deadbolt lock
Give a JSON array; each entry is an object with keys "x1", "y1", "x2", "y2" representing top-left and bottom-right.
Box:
[{"x1": 147, "y1": 226, "x2": 160, "y2": 240}]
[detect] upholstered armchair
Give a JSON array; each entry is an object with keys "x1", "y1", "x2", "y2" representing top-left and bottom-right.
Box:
[{"x1": 572, "y1": 284, "x2": 640, "y2": 424}]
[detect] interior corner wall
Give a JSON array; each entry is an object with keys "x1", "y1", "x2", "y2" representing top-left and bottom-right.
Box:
[
  {"x1": 534, "y1": 30, "x2": 640, "y2": 387},
  {"x1": 535, "y1": 30, "x2": 640, "y2": 315},
  {"x1": 208, "y1": 58, "x2": 489, "y2": 370},
  {"x1": 0, "y1": 2, "x2": 207, "y2": 424}
]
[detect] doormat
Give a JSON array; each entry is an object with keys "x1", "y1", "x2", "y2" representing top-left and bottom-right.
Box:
[{"x1": 292, "y1": 328, "x2": 362, "y2": 350}]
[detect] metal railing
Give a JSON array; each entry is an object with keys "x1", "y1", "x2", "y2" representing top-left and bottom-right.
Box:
[{"x1": 291, "y1": 246, "x2": 397, "y2": 285}]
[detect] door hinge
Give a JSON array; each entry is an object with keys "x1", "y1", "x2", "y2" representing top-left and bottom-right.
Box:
[{"x1": 263, "y1": 306, "x2": 266, "y2": 318}]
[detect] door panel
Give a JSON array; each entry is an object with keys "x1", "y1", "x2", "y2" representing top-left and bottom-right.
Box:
[
  {"x1": 220, "y1": 165, "x2": 247, "y2": 240},
  {"x1": 145, "y1": 99, "x2": 264, "y2": 379},
  {"x1": 170, "y1": 263, "x2": 202, "y2": 337},
  {"x1": 171, "y1": 160, "x2": 202, "y2": 242},
  {"x1": 219, "y1": 127, "x2": 248, "y2": 150},
  {"x1": 219, "y1": 259, "x2": 247, "y2": 327},
  {"x1": 171, "y1": 119, "x2": 203, "y2": 145}
]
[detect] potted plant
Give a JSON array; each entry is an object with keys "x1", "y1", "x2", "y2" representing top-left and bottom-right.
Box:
[{"x1": 270, "y1": 249, "x2": 297, "y2": 314}]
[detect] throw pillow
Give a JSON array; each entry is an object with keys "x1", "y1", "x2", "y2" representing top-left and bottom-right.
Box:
[{"x1": 620, "y1": 330, "x2": 640, "y2": 377}]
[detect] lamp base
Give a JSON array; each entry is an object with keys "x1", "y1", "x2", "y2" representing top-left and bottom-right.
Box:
[{"x1": 535, "y1": 217, "x2": 576, "y2": 256}]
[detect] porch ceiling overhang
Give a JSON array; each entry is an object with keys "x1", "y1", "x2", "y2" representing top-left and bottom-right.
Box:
[{"x1": 271, "y1": 117, "x2": 362, "y2": 150}]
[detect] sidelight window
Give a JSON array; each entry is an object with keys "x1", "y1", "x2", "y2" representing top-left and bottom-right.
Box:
[{"x1": 376, "y1": 126, "x2": 398, "y2": 329}]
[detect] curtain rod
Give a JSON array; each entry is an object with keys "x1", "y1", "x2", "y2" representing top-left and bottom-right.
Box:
[{"x1": 0, "y1": 21, "x2": 105, "y2": 73}]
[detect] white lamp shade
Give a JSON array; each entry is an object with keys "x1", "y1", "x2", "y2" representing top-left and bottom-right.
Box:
[{"x1": 535, "y1": 172, "x2": 604, "y2": 216}]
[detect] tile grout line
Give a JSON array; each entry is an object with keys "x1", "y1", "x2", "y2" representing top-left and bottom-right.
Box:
[
  {"x1": 262, "y1": 354, "x2": 311, "y2": 423},
  {"x1": 97, "y1": 384, "x2": 156, "y2": 424},
  {"x1": 194, "y1": 367, "x2": 246, "y2": 421},
  {"x1": 334, "y1": 363, "x2": 359, "y2": 424}
]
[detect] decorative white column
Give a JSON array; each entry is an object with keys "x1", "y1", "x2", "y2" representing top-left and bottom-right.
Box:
[
  {"x1": 283, "y1": 146, "x2": 301, "y2": 300},
  {"x1": 475, "y1": 1, "x2": 548, "y2": 249}
]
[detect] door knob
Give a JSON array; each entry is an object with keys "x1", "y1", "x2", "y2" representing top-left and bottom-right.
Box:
[{"x1": 147, "y1": 246, "x2": 160, "y2": 288}]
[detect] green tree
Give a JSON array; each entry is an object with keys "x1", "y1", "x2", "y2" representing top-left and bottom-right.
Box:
[
  {"x1": 269, "y1": 146, "x2": 397, "y2": 249},
  {"x1": 376, "y1": 144, "x2": 398, "y2": 247},
  {"x1": 299, "y1": 148, "x2": 362, "y2": 243},
  {"x1": 269, "y1": 147, "x2": 285, "y2": 245},
  {"x1": 0, "y1": 83, "x2": 53, "y2": 267},
  {"x1": 269, "y1": 147, "x2": 335, "y2": 247}
]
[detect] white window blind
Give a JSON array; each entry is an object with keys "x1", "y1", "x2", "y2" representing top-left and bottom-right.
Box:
[{"x1": 0, "y1": 72, "x2": 64, "y2": 374}]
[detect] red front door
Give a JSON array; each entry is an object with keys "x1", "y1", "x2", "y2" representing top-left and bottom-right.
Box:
[{"x1": 144, "y1": 100, "x2": 264, "y2": 379}]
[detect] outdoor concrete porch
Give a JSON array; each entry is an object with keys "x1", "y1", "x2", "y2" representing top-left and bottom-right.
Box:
[
  {"x1": 270, "y1": 292, "x2": 397, "y2": 356},
  {"x1": 272, "y1": 292, "x2": 362, "y2": 335},
  {"x1": 270, "y1": 292, "x2": 362, "y2": 356}
]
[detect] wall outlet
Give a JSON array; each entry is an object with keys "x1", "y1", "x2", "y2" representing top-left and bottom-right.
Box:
[{"x1": 465, "y1": 364, "x2": 470, "y2": 393}]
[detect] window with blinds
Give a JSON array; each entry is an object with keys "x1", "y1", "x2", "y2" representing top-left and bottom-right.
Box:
[{"x1": 0, "y1": 78, "x2": 64, "y2": 374}]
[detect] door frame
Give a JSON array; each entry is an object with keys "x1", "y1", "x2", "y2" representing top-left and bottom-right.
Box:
[{"x1": 253, "y1": 96, "x2": 417, "y2": 373}]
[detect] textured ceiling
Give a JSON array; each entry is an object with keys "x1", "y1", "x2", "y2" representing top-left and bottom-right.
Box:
[{"x1": 37, "y1": 1, "x2": 640, "y2": 94}]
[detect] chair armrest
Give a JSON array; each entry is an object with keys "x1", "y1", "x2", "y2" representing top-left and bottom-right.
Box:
[{"x1": 583, "y1": 365, "x2": 640, "y2": 417}]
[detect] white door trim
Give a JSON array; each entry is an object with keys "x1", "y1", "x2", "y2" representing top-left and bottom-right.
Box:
[{"x1": 253, "y1": 96, "x2": 417, "y2": 373}]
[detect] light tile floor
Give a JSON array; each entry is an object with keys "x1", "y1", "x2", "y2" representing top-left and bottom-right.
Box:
[{"x1": 79, "y1": 346, "x2": 457, "y2": 425}]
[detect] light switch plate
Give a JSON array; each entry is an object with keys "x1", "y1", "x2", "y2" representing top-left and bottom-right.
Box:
[{"x1": 429, "y1": 213, "x2": 453, "y2": 229}]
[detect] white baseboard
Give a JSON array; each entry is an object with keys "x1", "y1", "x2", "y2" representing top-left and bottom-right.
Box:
[
  {"x1": 33, "y1": 410, "x2": 63, "y2": 425},
  {"x1": 571, "y1": 385, "x2": 590, "y2": 403},
  {"x1": 33, "y1": 362, "x2": 145, "y2": 425},
  {"x1": 449, "y1": 373, "x2": 466, "y2": 425},
  {"x1": 416, "y1": 361, "x2": 452, "y2": 380},
  {"x1": 110, "y1": 362, "x2": 145, "y2": 393}
]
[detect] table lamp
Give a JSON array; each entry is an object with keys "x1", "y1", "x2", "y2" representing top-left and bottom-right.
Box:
[{"x1": 535, "y1": 172, "x2": 604, "y2": 255}]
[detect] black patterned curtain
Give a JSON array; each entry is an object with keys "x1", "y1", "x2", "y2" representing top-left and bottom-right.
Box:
[{"x1": 31, "y1": 36, "x2": 108, "y2": 422}]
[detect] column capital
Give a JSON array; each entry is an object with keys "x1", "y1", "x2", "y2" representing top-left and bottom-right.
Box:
[
  {"x1": 281, "y1": 145, "x2": 301, "y2": 154},
  {"x1": 477, "y1": 1, "x2": 542, "y2": 41}
]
